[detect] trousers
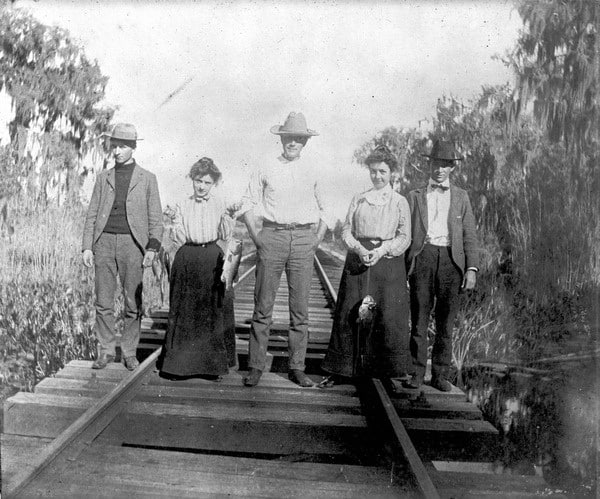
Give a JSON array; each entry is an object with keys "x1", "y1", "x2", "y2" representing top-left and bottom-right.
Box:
[
  {"x1": 93, "y1": 232, "x2": 143, "y2": 358},
  {"x1": 409, "y1": 243, "x2": 463, "y2": 379},
  {"x1": 249, "y1": 226, "x2": 317, "y2": 371}
]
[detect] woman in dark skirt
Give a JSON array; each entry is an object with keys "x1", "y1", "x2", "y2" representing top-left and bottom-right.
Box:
[
  {"x1": 320, "y1": 145, "x2": 411, "y2": 386},
  {"x1": 158, "y1": 157, "x2": 235, "y2": 379}
]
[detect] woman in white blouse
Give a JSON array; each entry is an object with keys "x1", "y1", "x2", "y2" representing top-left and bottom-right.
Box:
[
  {"x1": 158, "y1": 157, "x2": 234, "y2": 380},
  {"x1": 320, "y1": 145, "x2": 411, "y2": 387}
]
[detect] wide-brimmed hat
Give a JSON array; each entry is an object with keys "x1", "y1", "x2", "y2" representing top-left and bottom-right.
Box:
[
  {"x1": 422, "y1": 140, "x2": 463, "y2": 161},
  {"x1": 270, "y1": 112, "x2": 319, "y2": 137},
  {"x1": 103, "y1": 123, "x2": 142, "y2": 141}
]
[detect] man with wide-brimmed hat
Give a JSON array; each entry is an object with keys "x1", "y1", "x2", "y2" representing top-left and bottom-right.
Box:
[
  {"x1": 82, "y1": 123, "x2": 163, "y2": 371},
  {"x1": 404, "y1": 139, "x2": 480, "y2": 391},
  {"x1": 239, "y1": 112, "x2": 334, "y2": 387}
]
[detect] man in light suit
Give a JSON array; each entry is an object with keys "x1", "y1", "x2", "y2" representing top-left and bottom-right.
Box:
[
  {"x1": 404, "y1": 140, "x2": 480, "y2": 391},
  {"x1": 82, "y1": 123, "x2": 163, "y2": 370}
]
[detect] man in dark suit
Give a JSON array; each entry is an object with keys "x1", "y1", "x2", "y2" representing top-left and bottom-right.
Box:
[
  {"x1": 404, "y1": 140, "x2": 480, "y2": 391},
  {"x1": 82, "y1": 123, "x2": 163, "y2": 371}
]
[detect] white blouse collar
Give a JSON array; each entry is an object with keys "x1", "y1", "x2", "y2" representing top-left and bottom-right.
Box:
[{"x1": 362, "y1": 184, "x2": 393, "y2": 206}]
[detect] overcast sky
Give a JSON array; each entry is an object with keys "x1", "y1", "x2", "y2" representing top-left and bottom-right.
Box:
[{"x1": 19, "y1": 0, "x2": 521, "y2": 220}]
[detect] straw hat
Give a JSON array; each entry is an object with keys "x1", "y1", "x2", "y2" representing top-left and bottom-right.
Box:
[
  {"x1": 270, "y1": 112, "x2": 319, "y2": 137},
  {"x1": 103, "y1": 123, "x2": 142, "y2": 141}
]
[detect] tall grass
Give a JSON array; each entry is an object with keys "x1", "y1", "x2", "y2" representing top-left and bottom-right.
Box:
[
  {"x1": 0, "y1": 188, "x2": 167, "y2": 393},
  {"x1": 0, "y1": 197, "x2": 98, "y2": 391}
]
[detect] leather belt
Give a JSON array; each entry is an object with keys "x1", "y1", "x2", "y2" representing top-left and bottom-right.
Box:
[
  {"x1": 357, "y1": 237, "x2": 385, "y2": 248},
  {"x1": 263, "y1": 220, "x2": 314, "y2": 230},
  {"x1": 185, "y1": 240, "x2": 217, "y2": 247}
]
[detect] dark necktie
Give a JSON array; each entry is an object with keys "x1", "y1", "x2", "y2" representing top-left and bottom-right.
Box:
[{"x1": 431, "y1": 184, "x2": 449, "y2": 191}]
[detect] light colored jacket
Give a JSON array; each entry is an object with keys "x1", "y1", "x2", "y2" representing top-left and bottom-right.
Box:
[
  {"x1": 405, "y1": 184, "x2": 480, "y2": 276},
  {"x1": 82, "y1": 163, "x2": 163, "y2": 252}
]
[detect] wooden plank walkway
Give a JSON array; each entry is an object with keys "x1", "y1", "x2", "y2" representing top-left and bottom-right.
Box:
[
  {"x1": 3, "y1": 362, "x2": 410, "y2": 498},
  {"x1": 2, "y1": 360, "x2": 559, "y2": 498},
  {"x1": 140, "y1": 248, "x2": 341, "y2": 372},
  {"x1": 1, "y1": 248, "x2": 564, "y2": 498}
]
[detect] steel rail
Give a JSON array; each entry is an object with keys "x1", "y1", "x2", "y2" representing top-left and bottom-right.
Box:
[
  {"x1": 313, "y1": 249, "x2": 338, "y2": 303},
  {"x1": 9, "y1": 246, "x2": 440, "y2": 498},
  {"x1": 6, "y1": 348, "x2": 162, "y2": 498},
  {"x1": 7, "y1": 248, "x2": 258, "y2": 498},
  {"x1": 366, "y1": 379, "x2": 441, "y2": 499},
  {"x1": 316, "y1": 246, "x2": 440, "y2": 498}
]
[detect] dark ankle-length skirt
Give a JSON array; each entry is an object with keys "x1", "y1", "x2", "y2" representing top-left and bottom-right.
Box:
[
  {"x1": 321, "y1": 248, "x2": 409, "y2": 378},
  {"x1": 158, "y1": 242, "x2": 236, "y2": 376}
]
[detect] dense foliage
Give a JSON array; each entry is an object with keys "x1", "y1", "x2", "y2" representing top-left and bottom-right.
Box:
[
  {"x1": 0, "y1": 8, "x2": 112, "y2": 150},
  {"x1": 0, "y1": 0, "x2": 597, "y2": 491},
  {"x1": 353, "y1": 1, "x2": 598, "y2": 489},
  {"x1": 0, "y1": 5, "x2": 115, "y2": 394},
  {"x1": 509, "y1": 0, "x2": 598, "y2": 157}
]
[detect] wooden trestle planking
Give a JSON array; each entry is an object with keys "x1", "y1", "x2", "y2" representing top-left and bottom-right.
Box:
[{"x1": 2, "y1": 248, "x2": 564, "y2": 498}]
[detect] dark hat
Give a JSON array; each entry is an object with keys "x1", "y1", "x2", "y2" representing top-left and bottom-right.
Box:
[
  {"x1": 103, "y1": 123, "x2": 142, "y2": 141},
  {"x1": 422, "y1": 140, "x2": 463, "y2": 161},
  {"x1": 270, "y1": 112, "x2": 319, "y2": 137}
]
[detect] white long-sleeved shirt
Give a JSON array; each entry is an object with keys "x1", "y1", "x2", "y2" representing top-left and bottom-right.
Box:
[
  {"x1": 239, "y1": 154, "x2": 335, "y2": 229},
  {"x1": 173, "y1": 194, "x2": 233, "y2": 244},
  {"x1": 342, "y1": 184, "x2": 411, "y2": 258},
  {"x1": 426, "y1": 178, "x2": 451, "y2": 246}
]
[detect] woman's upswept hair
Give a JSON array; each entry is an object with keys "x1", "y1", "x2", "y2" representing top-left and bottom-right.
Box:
[
  {"x1": 364, "y1": 145, "x2": 398, "y2": 172},
  {"x1": 189, "y1": 157, "x2": 222, "y2": 183}
]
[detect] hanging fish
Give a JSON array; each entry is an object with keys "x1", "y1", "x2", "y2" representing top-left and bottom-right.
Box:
[
  {"x1": 221, "y1": 238, "x2": 243, "y2": 291},
  {"x1": 357, "y1": 295, "x2": 376, "y2": 324}
]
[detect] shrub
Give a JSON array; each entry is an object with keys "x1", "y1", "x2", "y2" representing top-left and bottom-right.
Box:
[{"x1": 0, "y1": 278, "x2": 95, "y2": 391}]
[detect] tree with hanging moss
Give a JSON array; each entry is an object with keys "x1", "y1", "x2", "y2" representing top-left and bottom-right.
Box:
[
  {"x1": 508, "y1": 0, "x2": 598, "y2": 159},
  {"x1": 0, "y1": 5, "x2": 114, "y2": 206},
  {"x1": 0, "y1": 7, "x2": 113, "y2": 150}
]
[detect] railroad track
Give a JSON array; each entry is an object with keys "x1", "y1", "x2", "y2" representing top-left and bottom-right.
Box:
[{"x1": 2, "y1": 246, "x2": 560, "y2": 498}]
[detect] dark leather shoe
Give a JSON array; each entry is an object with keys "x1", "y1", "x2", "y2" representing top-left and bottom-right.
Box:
[
  {"x1": 288, "y1": 369, "x2": 314, "y2": 387},
  {"x1": 431, "y1": 377, "x2": 452, "y2": 392},
  {"x1": 243, "y1": 368, "x2": 263, "y2": 387},
  {"x1": 92, "y1": 353, "x2": 115, "y2": 370},
  {"x1": 123, "y1": 355, "x2": 140, "y2": 371},
  {"x1": 403, "y1": 373, "x2": 423, "y2": 389}
]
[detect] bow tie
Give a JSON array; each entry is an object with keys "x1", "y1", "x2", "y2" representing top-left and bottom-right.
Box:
[{"x1": 430, "y1": 183, "x2": 449, "y2": 191}]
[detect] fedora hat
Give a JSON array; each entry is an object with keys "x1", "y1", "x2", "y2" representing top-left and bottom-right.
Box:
[
  {"x1": 422, "y1": 140, "x2": 463, "y2": 161},
  {"x1": 270, "y1": 112, "x2": 319, "y2": 137},
  {"x1": 103, "y1": 123, "x2": 142, "y2": 141}
]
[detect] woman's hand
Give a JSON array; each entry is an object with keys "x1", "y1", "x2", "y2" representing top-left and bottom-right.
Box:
[
  {"x1": 358, "y1": 247, "x2": 372, "y2": 266},
  {"x1": 364, "y1": 247, "x2": 384, "y2": 267}
]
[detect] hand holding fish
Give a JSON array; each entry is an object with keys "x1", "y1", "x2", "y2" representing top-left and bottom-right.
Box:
[{"x1": 221, "y1": 238, "x2": 243, "y2": 291}]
